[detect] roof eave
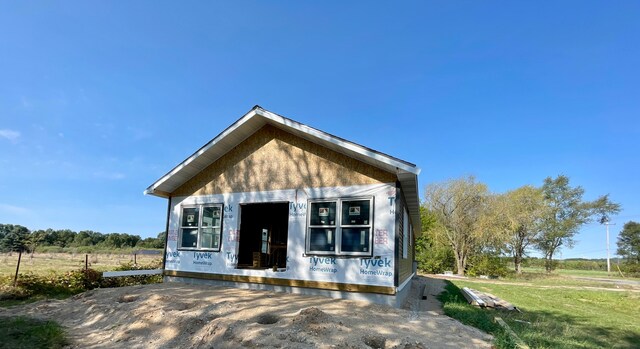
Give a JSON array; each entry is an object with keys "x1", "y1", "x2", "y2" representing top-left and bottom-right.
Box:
[{"x1": 144, "y1": 107, "x2": 422, "y2": 223}]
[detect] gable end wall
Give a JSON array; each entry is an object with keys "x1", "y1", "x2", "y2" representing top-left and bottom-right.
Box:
[{"x1": 172, "y1": 125, "x2": 397, "y2": 196}]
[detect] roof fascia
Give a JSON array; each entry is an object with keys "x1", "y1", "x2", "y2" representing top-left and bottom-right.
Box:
[
  {"x1": 145, "y1": 106, "x2": 421, "y2": 198},
  {"x1": 255, "y1": 108, "x2": 421, "y2": 176},
  {"x1": 144, "y1": 108, "x2": 262, "y2": 196}
]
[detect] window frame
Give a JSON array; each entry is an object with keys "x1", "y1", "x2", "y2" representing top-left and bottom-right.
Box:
[
  {"x1": 305, "y1": 197, "x2": 374, "y2": 257},
  {"x1": 177, "y1": 203, "x2": 224, "y2": 252}
]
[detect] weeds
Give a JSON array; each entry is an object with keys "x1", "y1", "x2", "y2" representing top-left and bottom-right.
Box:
[
  {"x1": 437, "y1": 281, "x2": 516, "y2": 348},
  {"x1": 0, "y1": 260, "x2": 162, "y2": 306},
  {"x1": 0, "y1": 316, "x2": 68, "y2": 349}
]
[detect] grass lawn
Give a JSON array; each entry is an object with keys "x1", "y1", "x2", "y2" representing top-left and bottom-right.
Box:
[
  {"x1": 0, "y1": 316, "x2": 68, "y2": 349},
  {"x1": 521, "y1": 267, "x2": 640, "y2": 280},
  {"x1": 440, "y1": 277, "x2": 640, "y2": 349},
  {"x1": 0, "y1": 252, "x2": 161, "y2": 276}
]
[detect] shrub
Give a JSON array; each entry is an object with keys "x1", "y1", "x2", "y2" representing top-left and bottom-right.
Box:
[
  {"x1": 0, "y1": 260, "x2": 162, "y2": 302},
  {"x1": 416, "y1": 247, "x2": 456, "y2": 274},
  {"x1": 618, "y1": 263, "x2": 640, "y2": 277},
  {"x1": 0, "y1": 283, "x2": 32, "y2": 300},
  {"x1": 467, "y1": 254, "x2": 509, "y2": 278},
  {"x1": 415, "y1": 234, "x2": 456, "y2": 274}
]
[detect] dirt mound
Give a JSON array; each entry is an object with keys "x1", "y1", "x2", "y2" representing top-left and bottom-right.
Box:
[
  {"x1": 292, "y1": 306, "x2": 330, "y2": 326},
  {"x1": 0, "y1": 279, "x2": 492, "y2": 348}
]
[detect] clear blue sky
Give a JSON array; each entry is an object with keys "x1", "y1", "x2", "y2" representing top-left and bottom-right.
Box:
[{"x1": 1, "y1": 2, "x2": 638, "y2": 259}]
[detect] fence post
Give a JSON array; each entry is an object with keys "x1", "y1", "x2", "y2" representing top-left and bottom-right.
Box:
[
  {"x1": 85, "y1": 254, "x2": 89, "y2": 289},
  {"x1": 13, "y1": 250, "x2": 22, "y2": 287}
]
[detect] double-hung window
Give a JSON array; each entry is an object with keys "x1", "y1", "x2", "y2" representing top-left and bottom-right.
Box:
[
  {"x1": 306, "y1": 198, "x2": 373, "y2": 256},
  {"x1": 179, "y1": 204, "x2": 223, "y2": 251}
]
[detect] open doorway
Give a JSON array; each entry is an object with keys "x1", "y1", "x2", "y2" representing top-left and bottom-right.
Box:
[{"x1": 237, "y1": 202, "x2": 289, "y2": 269}]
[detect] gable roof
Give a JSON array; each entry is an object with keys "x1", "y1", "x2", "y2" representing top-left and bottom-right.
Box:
[{"x1": 145, "y1": 106, "x2": 421, "y2": 231}]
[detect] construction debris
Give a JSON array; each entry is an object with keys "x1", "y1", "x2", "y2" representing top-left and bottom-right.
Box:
[
  {"x1": 461, "y1": 287, "x2": 518, "y2": 311},
  {"x1": 421, "y1": 284, "x2": 429, "y2": 300}
]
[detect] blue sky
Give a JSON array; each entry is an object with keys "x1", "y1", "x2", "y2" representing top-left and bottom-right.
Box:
[{"x1": 1, "y1": 2, "x2": 638, "y2": 259}]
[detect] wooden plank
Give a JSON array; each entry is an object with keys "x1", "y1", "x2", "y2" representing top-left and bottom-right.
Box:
[
  {"x1": 460, "y1": 287, "x2": 475, "y2": 304},
  {"x1": 495, "y1": 317, "x2": 530, "y2": 349},
  {"x1": 134, "y1": 249, "x2": 163, "y2": 255},
  {"x1": 462, "y1": 287, "x2": 486, "y2": 307},
  {"x1": 482, "y1": 291, "x2": 516, "y2": 310},
  {"x1": 103, "y1": 269, "x2": 163, "y2": 278},
  {"x1": 163, "y1": 269, "x2": 396, "y2": 295}
]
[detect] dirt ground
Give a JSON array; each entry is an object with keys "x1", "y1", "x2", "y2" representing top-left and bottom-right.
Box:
[{"x1": 0, "y1": 276, "x2": 493, "y2": 349}]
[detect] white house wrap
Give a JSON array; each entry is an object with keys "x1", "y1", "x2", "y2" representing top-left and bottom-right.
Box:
[{"x1": 145, "y1": 106, "x2": 421, "y2": 307}]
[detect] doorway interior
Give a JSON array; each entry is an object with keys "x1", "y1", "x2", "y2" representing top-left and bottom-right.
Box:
[{"x1": 237, "y1": 202, "x2": 289, "y2": 269}]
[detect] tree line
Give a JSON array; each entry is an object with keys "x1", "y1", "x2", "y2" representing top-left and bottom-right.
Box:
[
  {"x1": 0, "y1": 224, "x2": 166, "y2": 253},
  {"x1": 418, "y1": 174, "x2": 639, "y2": 276}
]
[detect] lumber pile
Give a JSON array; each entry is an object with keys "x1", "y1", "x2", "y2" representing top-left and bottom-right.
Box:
[{"x1": 461, "y1": 287, "x2": 518, "y2": 311}]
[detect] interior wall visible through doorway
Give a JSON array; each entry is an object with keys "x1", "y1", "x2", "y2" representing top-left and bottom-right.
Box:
[{"x1": 237, "y1": 202, "x2": 289, "y2": 269}]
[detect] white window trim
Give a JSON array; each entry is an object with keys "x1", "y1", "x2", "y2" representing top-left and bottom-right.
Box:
[
  {"x1": 178, "y1": 203, "x2": 224, "y2": 251},
  {"x1": 305, "y1": 197, "x2": 374, "y2": 257}
]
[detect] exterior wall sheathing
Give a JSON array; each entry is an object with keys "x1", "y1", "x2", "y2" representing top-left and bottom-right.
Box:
[
  {"x1": 164, "y1": 126, "x2": 413, "y2": 306},
  {"x1": 173, "y1": 125, "x2": 396, "y2": 197}
]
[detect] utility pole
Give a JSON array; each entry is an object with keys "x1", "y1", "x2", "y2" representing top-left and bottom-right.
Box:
[{"x1": 604, "y1": 221, "x2": 616, "y2": 274}]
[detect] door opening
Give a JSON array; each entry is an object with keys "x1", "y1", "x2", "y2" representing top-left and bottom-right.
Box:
[{"x1": 237, "y1": 202, "x2": 289, "y2": 269}]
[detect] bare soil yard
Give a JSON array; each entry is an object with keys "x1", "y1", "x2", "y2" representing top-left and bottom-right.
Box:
[{"x1": 0, "y1": 277, "x2": 492, "y2": 349}]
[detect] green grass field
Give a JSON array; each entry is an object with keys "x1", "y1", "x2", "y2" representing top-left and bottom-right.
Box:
[
  {"x1": 521, "y1": 266, "x2": 640, "y2": 280},
  {"x1": 0, "y1": 252, "x2": 161, "y2": 276},
  {"x1": 441, "y1": 277, "x2": 640, "y2": 349}
]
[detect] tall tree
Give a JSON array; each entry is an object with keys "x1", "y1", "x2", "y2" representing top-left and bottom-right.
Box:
[
  {"x1": 0, "y1": 224, "x2": 30, "y2": 252},
  {"x1": 424, "y1": 176, "x2": 488, "y2": 275},
  {"x1": 537, "y1": 175, "x2": 621, "y2": 272},
  {"x1": 617, "y1": 221, "x2": 640, "y2": 264},
  {"x1": 487, "y1": 186, "x2": 547, "y2": 274}
]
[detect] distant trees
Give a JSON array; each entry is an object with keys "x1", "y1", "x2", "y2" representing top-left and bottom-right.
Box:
[
  {"x1": 0, "y1": 224, "x2": 30, "y2": 252},
  {"x1": 0, "y1": 224, "x2": 165, "y2": 252},
  {"x1": 617, "y1": 221, "x2": 640, "y2": 264},
  {"x1": 418, "y1": 175, "x2": 622, "y2": 275},
  {"x1": 137, "y1": 232, "x2": 166, "y2": 249}
]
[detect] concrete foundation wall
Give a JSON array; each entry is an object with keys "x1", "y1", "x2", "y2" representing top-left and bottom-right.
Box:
[{"x1": 165, "y1": 274, "x2": 413, "y2": 308}]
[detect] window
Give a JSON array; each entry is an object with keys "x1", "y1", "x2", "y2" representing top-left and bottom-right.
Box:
[
  {"x1": 306, "y1": 198, "x2": 373, "y2": 256},
  {"x1": 179, "y1": 204, "x2": 223, "y2": 251}
]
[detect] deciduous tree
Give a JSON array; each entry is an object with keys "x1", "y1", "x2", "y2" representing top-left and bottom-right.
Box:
[
  {"x1": 415, "y1": 206, "x2": 455, "y2": 273},
  {"x1": 424, "y1": 176, "x2": 488, "y2": 275},
  {"x1": 617, "y1": 221, "x2": 640, "y2": 264},
  {"x1": 486, "y1": 186, "x2": 546, "y2": 274},
  {"x1": 537, "y1": 175, "x2": 621, "y2": 272}
]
